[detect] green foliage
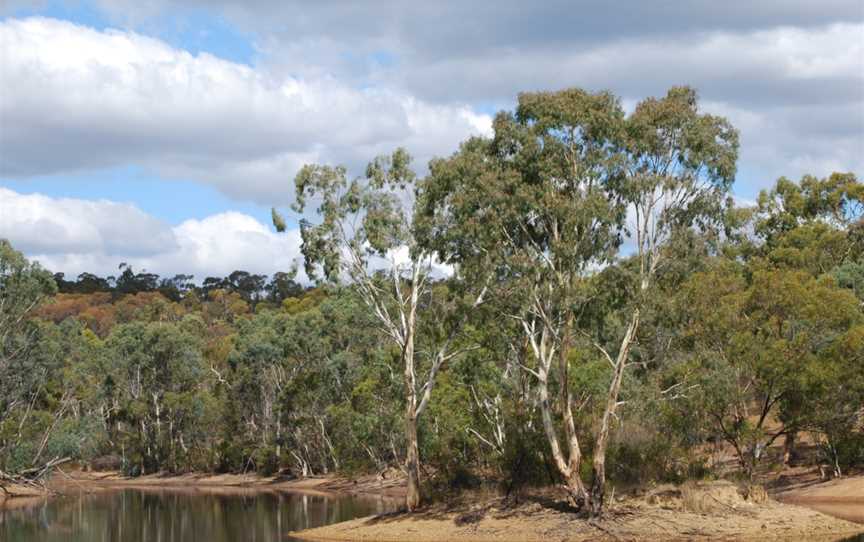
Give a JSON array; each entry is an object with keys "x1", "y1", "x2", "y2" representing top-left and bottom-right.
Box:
[
  {"x1": 1, "y1": 89, "x2": 862, "y2": 493},
  {"x1": 0, "y1": 240, "x2": 59, "y2": 472}
]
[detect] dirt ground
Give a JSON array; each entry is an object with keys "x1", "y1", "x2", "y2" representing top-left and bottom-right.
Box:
[{"x1": 291, "y1": 479, "x2": 864, "y2": 542}]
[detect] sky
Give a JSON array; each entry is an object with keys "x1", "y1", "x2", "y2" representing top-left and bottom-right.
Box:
[{"x1": 0, "y1": 0, "x2": 862, "y2": 280}]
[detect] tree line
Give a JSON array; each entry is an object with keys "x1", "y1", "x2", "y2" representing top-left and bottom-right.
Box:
[
  {"x1": 1, "y1": 86, "x2": 862, "y2": 516},
  {"x1": 53, "y1": 265, "x2": 303, "y2": 306}
]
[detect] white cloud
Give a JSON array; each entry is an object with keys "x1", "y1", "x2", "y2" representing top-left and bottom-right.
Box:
[
  {"x1": 388, "y1": 23, "x2": 862, "y2": 105},
  {"x1": 0, "y1": 188, "x2": 176, "y2": 257},
  {"x1": 0, "y1": 17, "x2": 491, "y2": 204},
  {"x1": 2, "y1": 14, "x2": 858, "y2": 204},
  {"x1": 0, "y1": 188, "x2": 304, "y2": 279},
  {"x1": 168, "y1": 212, "x2": 303, "y2": 279},
  {"x1": 702, "y1": 99, "x2": 864, "y2": 185},
  {"x1": 390, "y1": 23, "x2": 864, "y2": 190}
]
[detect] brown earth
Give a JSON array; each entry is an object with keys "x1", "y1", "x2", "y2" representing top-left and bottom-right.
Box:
[{"x1": 291, "y1": 480, "x2": 864, "y2": 542}]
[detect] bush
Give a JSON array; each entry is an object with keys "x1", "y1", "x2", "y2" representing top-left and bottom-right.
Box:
[
  {"x1": 497, "y1": 415, "x2": 550, "y2": 495},
  {"x1": 680, "y1": 480, "x2": 746, "y2": 513},
  {"x1": 606, "y1": 425, "x2": 712, "y2": 486},
  {"x1": 254, "y1": 447, "x2": 280, "y2": 475},
  {"x1": 820, "y1": 430, "x2": 864, "y2": 474},
  {"x1": 43, "y1": 416, "x2": 107, "y2": 464}
]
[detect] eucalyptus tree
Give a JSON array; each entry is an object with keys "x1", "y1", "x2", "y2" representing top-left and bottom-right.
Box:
[
  {"x1": 422, "y1": 86, "x2": 737, "y2": 515},
  {"x1": 106, "y1": 320, "x2": 205, "y2": 473},
  {"x1": 586, "y1": 86, "x2": 738, "y2": 513},
  {"x1": 274, "y1": 149, "x2": 484, "y2": 510},
  {"x1": 420, "y1": 88, "x2": 627, "y2": 509},
  {"x1": 0, "y1": 240, "x2": 58, "y2": 473},
  {"x1": 756, "y1": 172, "x2": 862, "y2": 243},
  {"x1": 748, "y1": 173, "x2": 863, "y2": 463},
  {"x1": 678, "y1": 260, "x2": 862, "y2": 478}
]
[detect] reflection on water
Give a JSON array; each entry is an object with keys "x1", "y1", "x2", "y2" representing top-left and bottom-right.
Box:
[{"x1": 1, "y1": 488, "x2": 396, "y2": 542}]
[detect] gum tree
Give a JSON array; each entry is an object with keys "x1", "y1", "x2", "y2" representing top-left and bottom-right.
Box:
[
  {"x1": 422, "y1": 86, "x2": 738, "y2": 515},
  {"x1": 420, "y1": 88, "x2": 626, "y2": 509},
  {"x1": 587, "y1": 86, "x2": 738, "y2": 513},
  {"x1": 274, "y1": 149, "x2": 484, "y2": 510},
  {"x1": 680, "y1": 262, "x2": 862, "y2": 478},
  {"x1": 0, "y1": 240, "x2": 58, "y2": 474}
]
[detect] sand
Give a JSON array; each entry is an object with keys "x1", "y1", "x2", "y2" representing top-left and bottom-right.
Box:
[{"x1": 291, "y1": 480, "x2": 864, "y2": 542}]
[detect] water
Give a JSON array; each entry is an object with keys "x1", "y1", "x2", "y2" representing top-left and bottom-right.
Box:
[{"x1": 0, "y1": 488, "x2": 398, "y2": 541}]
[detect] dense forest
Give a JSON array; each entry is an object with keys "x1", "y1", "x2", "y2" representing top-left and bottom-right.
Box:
[{"x1": 1, "y1": 87, "x2": 862, "y2": 516}]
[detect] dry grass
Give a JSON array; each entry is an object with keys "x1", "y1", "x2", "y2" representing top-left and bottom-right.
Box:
[{"x1": 644, "y1": 480, "x2": 769, "y2": 514}]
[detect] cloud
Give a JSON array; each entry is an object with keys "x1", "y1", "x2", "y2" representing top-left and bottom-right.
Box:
[
  {"x1": 65, "y1": 1, "x2": 861, "y2": 104},
  {"x1": 1, "y1": 1, "x2": 862, "y2": 205},
  {"x1": 0, "y1": 17, "x2": 492, "y2": 204},
  {"x1": 0, "y1": 187, "x2": 305, "y2": 279},
  {"x1": 74, "y1": 1, "x2": 862, "y2": 58},
  {"x1": 0, "y1": 188, "x2": 177, "y2": 257},
  {"x1": 381, "y1": 23, "x2": 864, "y2": 186},
  {"x1": 703, "y1": 99, "x2": 864, "y2": 185},
  {"x1": 391, "y1": 23, "x2": 863, "y2": 106}
]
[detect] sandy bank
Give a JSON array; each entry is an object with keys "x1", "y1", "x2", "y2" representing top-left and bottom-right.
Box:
[
  {"x1": 291, "y1": 481, "x2": 864, "y2": 542},
  {"x1": 0, "y1": 481, "x2": 45, "y2": 501}
]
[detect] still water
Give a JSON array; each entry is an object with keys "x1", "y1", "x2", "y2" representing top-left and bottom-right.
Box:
[{"x1": 1, "y1": 488, "x2": 397, "y2": 542}]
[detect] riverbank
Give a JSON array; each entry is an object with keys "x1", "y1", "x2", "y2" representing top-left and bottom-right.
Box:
[
  {"x1": 0, "y1": 481, "x2": 45, "y2": 502},
  {"x1": 291, "y1": 478, "x2": 864, "y2": 542},
  {"x1": 0, "y1": 468, "x2": 406, "y2": 512},
  {"x1": 44, "y1": 469, "x2": 407, "y2": 499}
]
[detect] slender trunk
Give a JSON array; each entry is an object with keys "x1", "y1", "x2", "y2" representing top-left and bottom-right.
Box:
[
  {"x1": 141, "y1": 418, "x2": 148, "y2": 474},
  {"x1": 558, "y1": 315, "x2": 587, "y2": 509},
  {"x1": 276, "y1": 419, "x2": 282, "y2": 462},
  {"x1": 782, "y1": 432, "x2": 796, "y2": 466},
  {"x1": 405, "y1": 412, "x2": 421, "y2": 510},
  {"x1": 589, "y1": 309, "x2": 639, "y2": 516},
  {"x1": 169, "y1": 417, "x2": 175, "y2": 472},
  {"x1": 403, "y1": 316, "x2": 422, "y2": 511},
  {"x1": 522, "y1": 299, "x2": 588, "y2": 511},
  {"x1": 537, "y1": 348, "x2": 586, "y2": 509}
]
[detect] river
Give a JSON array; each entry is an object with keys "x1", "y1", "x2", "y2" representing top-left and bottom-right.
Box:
[{"x1": 0, "y1": 487, "x2": 398, "y2": 541}]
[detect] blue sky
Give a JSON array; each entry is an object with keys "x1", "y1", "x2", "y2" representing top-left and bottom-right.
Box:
[
  {"x1": 0, "y1": 0, "x2": 861, "y2": 278},
  {"x1": 7, "y1": 0, "x2": 257, "y2": 64},
  {"x1": 2, "y1": 168, "x2": 273, "y2": 226}
]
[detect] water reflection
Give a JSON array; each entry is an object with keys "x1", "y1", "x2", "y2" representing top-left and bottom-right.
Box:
[{"x1": 1, "y1": 488, "x2": 396, "y2": 542}]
